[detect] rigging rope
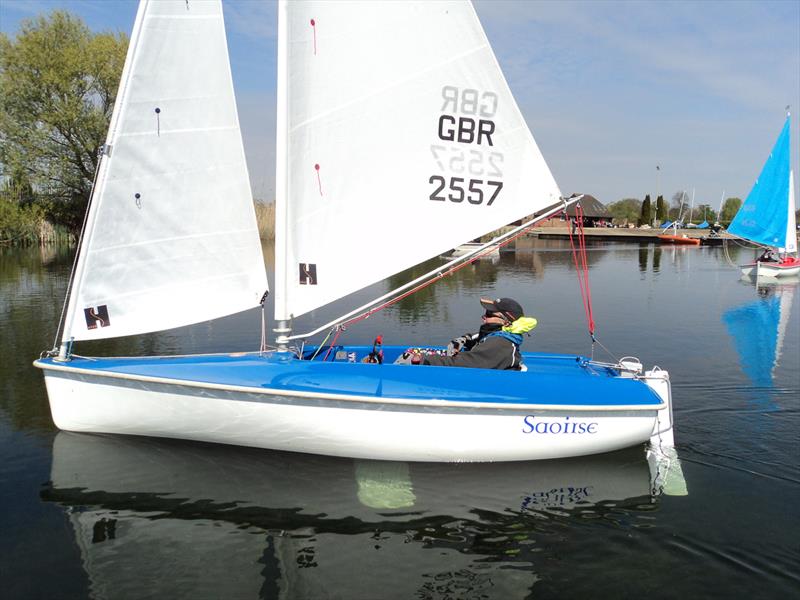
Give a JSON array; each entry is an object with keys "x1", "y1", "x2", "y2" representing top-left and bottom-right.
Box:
[
  {"x1": 722, "y1": 237, "x2": 762, "y2": 268},
  {"x1": 326, "y1": 217, "x2": 549, "y2": 338},
  {"x1": 306, "y1": 199, "x2": 613, "y2": 362},
  {"x1": 566, "y1": 206, "x2": 595, "y2": 340}
]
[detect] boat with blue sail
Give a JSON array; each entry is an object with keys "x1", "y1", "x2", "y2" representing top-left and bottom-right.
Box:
[
  {"x1": 729, "y1": 113, "x2": 799, "y2": 278},
  {"x1": 34, "y1": 0, "x2": 677, "y2": 462}
]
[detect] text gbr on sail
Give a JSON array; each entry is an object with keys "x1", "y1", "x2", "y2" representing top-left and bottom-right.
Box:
[{"x1": 437, "y1": 86, "x2": 496, "y2": 146}]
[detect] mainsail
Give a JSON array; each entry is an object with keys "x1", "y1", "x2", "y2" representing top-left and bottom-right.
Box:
[
  {"x1": 274, "y1": 0, "x2": 562, "y2": 322},
  {"x1": 62, "y1": 0, "x2": 267, "y2": 342},
  {"x1": 728, "y1": 117, "x2": 797, "y2": 253}
]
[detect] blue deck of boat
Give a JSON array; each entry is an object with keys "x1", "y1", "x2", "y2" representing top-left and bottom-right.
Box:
[{"x1": 36, "y1": 346, "x2": 663, "y2": 407}]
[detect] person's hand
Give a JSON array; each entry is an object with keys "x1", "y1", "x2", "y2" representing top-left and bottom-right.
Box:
[
  {"x1": 447, "y1": 335, "x2": 468, "y2": 356},
  {"x1": 394, "y1": 349, "x2": 423, "y2": 365}
]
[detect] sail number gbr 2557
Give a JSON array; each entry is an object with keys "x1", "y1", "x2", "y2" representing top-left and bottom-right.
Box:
[
  {"x1": 429, "y1": 176, "x2": 502, "y2": 205},
  {"x1": 430, "y1": 86, "x2": 504, "y2": 206}
]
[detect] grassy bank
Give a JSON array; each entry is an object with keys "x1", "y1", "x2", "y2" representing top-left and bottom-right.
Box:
[{"x1": 254, "y1": 201, "x2": 275, "y2": 240}]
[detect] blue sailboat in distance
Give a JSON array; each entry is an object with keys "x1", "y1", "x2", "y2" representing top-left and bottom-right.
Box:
[{"x1": 729, "y1": 113, "x2": 799, "y2": 278}]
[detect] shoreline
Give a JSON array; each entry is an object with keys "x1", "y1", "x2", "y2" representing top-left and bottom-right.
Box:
[{"x1": 505, "y1": 226, "x2": 737, "y2": 246}]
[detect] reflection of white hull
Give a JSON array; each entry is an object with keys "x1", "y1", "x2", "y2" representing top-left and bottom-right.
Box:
[
  {"x1": 40, "y1": 367, "x2": 668, "y2": 462},
  {"x1": 740, "y1": 261, "x2": 800, "y2": 278},
  {"x1": 49, "y1": 432, "x2": 663, "y2": 517},
  {"x1": 46, "y1": 432, "x2": 684, "y2": 600}
]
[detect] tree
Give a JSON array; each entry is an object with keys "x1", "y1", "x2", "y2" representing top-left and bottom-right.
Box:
[
  {"x1": 668, "y1": 191, "x2": 688, "y2": 221},
  {"x1": 638, "y1": 194, "x2": 651, "y2": 226},
  {"x1": 656, "y1": 195, "x2": 668, "y2": 224},
  {"x1": 0, "y1": 11, "x2": 128, "y2": 233},
  {"x1": 696, "y1": 204, "x2": 716, "y2": 223},
  {"x1": 720, "y1": 197, "x2": 742, "y2": 224},
  {"x1": 606, "y1": 198, "x2": 641, "y2": 225}
]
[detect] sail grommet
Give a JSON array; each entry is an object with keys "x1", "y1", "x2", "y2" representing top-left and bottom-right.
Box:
[
  {"x1": 135, "y1": 192, "x2": 142, "y2": 209},
  {"x1": 155, "y1": 107, "x2": 161, "y2": 136}
]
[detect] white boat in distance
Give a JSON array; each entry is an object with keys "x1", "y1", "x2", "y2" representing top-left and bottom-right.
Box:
[
  {"x1": 729, "y1": 113, "x2": 800, "y2": 278},
  {"x1": 35, "y1": 0, "x2": 677, "y2": 462}
]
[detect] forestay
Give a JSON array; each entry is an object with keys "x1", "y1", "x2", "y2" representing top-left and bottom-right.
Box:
[
  {"x1": 62, "y1": 0, "x2": 267, "y2": 342},
  {"x1": 728, "y1": 117, "x2": 797, "y2": 253},
  {"x1": 274, "y1": 0, "x2": 561, "y2": 322}
]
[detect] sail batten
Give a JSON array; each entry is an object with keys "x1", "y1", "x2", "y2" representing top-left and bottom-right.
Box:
[{"x1": 61, "y1": 0, "x2": 267, "y2": 343}]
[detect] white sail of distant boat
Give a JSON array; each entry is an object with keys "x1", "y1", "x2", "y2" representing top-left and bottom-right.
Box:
[
  {"x1": 34, "y1": 0, "x2": 680, "y2": 464},
  {"x1": 728, "y1": 114, "x2": 799, "y2": 278}
]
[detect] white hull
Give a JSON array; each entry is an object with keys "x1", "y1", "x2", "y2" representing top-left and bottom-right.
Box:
[
  {"x1": 740, "y1": 261, "x2": 800, "y2": 278},
  {"x1": 41, "y1": 367, "x2": 672, "y2": 462}
]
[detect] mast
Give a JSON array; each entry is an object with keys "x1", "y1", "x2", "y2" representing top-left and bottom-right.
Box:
[
  {"x1": 782, "y1": 108, "x2": 796, "y2": 255},
  {"x1": 273, "y1": 0, "x2": 291, "y2": 350}
]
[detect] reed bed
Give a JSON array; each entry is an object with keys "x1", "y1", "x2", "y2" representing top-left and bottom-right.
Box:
[{"x1": 254, "y1": 201, "x2": 275, "y2": 240}]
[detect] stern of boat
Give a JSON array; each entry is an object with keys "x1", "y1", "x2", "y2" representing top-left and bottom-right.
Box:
[{"x1": 639, "y1": 365, "x2": 688, "y2": 496}]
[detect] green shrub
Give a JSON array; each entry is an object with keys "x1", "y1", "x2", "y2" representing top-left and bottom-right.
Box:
[{"x1": 0, "y1": 196, "x2": 46, "y2": 243}]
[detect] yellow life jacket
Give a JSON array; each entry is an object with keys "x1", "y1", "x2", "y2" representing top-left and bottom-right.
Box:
[{"x1": 503, "y1": 316, "x2": 538, "y2": 335}]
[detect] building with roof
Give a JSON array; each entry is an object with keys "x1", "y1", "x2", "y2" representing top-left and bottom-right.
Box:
[{"x1": 535, "y1": 194, "x2": 612, "y2": 228}]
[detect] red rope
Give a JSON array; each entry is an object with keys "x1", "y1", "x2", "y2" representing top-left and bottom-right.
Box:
[
  {"x1": 312, "y1": 207, "x2": 580, "y2": 351},
  {"x1": 566, "y1": 207, "x2": 595, "y2": 337},
  {"x1": 322, "y1": 326, "x2": 344, "y2": 361}
]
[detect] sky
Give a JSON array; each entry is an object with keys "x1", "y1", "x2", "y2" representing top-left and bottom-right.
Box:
[{"x1": 2, "y1": 0, "x2": 799, "y2": 210}]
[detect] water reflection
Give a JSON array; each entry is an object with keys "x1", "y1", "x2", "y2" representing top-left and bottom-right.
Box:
[
  {"x1": 43, "y1": 433, "x2": 663, "y2": 599},
  {"x1": 635, "y1": 245, "x2": 664, "y2": 274},
  {"x1": 387, "y1": 257, "x2": 500, "y2": 321},
  {"x1": 0, "y1": 244, "x2": 74, "y2": 431},
  {"x1": 723, "y1": 279, "x2": 798, "y2": 392}
]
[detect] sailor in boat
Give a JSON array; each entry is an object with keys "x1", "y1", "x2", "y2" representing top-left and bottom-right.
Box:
[
  {"x1": 396, "y1": 298, "x2": 537, "y2": 370},
  {"x1": 757, "y1": 249, "x2": 779, "y2": 263}
]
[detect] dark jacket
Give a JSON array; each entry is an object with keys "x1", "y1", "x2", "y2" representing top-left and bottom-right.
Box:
[{"x1": 423, "y1": 334, "x2": 523, "y2": 370}]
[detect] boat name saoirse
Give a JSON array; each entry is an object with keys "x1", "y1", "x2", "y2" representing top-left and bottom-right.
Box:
[{"x1": 522, "y1": 416, "x2": 599, "y2": 434}]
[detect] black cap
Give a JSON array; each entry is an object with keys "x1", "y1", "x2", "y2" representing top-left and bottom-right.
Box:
[{"x1": 479, "y1": 297, "x2": 524, "y2": 321}]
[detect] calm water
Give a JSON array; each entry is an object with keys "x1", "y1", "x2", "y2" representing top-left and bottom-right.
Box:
[{"x1": 1, "y1": 239, "x2": 798, "y2": 599}]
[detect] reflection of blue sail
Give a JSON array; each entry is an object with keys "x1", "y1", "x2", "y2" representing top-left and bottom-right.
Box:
[
  {"x1": 723, "y1": 284, "x2": 794, "y2": 388},
  {"x1": 723, "y1": 296, "x2": 781, "y2": 387}
]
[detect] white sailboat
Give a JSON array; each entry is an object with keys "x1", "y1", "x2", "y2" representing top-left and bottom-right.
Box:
[
  {"x1": 729, "y1": 113, "x2": 800, "y2": 278},
  {"x1": 34, "y1": 0, "x2": 676, "y2": 462}
]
